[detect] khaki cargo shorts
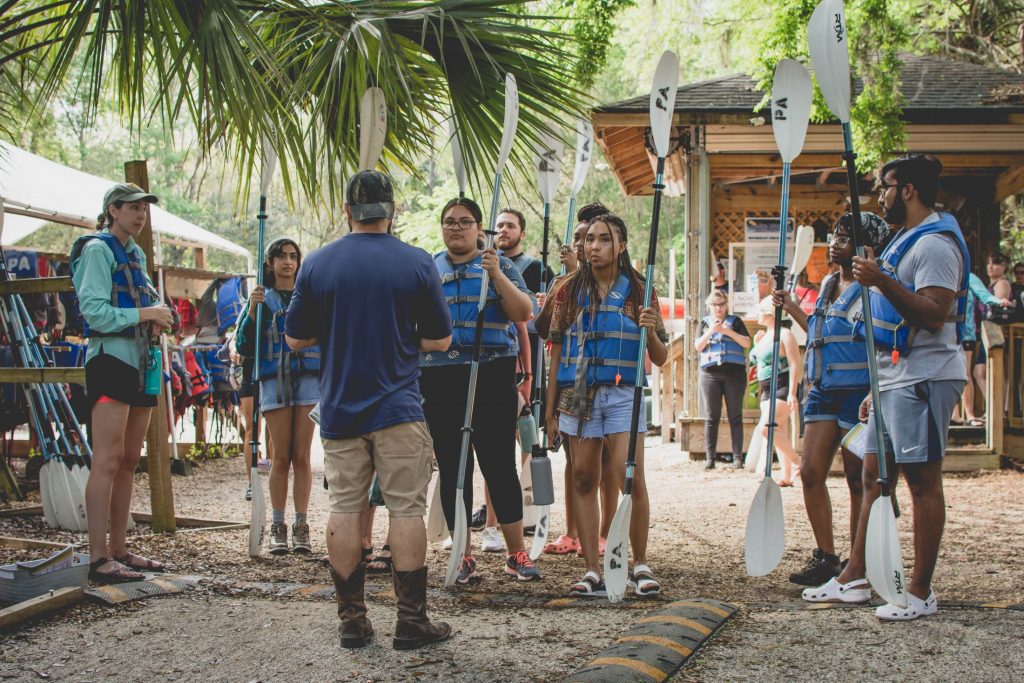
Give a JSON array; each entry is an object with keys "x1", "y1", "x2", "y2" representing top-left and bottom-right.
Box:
[{"x1": 322, "y1": 420, "x2": 433, "y2": 516}]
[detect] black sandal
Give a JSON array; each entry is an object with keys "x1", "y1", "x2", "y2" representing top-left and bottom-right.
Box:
[
  {"x1": 88, "y1": 557, "x2": 144, "y2": 585},
  {"x1": 366, "y1": 545, "x2": 392, "y2": 573}
]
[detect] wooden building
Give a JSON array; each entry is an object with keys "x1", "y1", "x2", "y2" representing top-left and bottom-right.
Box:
[{"x1": 593, "y1": 54, "x2": 1024, "y2": 469}]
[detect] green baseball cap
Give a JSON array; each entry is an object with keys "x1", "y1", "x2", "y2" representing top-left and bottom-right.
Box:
[{"x1": 102, "y1": 183, "x2": 158, "y2": 211}]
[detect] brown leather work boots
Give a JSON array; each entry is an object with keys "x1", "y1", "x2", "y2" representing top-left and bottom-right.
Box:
[
  {"x1": 330, "y1": 563, "x2": 374, "y2": 649},
  {"x1": 391, "y1": 566, "x2": 452, "y2": 650}
]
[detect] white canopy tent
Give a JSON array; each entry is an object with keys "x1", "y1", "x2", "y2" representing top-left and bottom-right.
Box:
[{"x1": 0, "y1": 142, "x2": 251, "y2": 269}]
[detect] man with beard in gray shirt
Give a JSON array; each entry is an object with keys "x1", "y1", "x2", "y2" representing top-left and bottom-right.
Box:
[{"x1": 818, "y1": 154, "x2": 968, "y2": 621}]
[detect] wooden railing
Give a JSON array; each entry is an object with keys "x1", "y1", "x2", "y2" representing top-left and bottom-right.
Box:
[{"x1": 1004, "y1": 322, "x2": 1024, "y2": 432}]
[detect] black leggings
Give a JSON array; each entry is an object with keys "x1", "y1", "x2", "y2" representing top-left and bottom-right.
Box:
[
  {"x1": 699, "y1": 364, "x2": 746, "y2": 460},
  {"x1": 421, "y1": 356, "x2": 523, "y2": 530}
]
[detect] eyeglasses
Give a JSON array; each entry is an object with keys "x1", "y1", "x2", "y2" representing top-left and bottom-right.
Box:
[
  {"x1": 1015, "y1": 270, "x2": 1024, "y2": 276},
  {"x1": 877, "y1": 181, "x2": 900, "y2": 196},
  {"x1": 827, "y1": 234, "x2": 852, "y2": 247},
  {"x1": 709, "y1": 302, "x2": 727, "y2": 308},
  {"x1": 442, "y1": 218, "x2": 478, "y2": 231}
]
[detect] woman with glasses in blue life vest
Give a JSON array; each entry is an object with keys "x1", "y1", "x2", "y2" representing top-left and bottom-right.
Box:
[
  {"x1": 694, "y1": 289, "x2": 751, "y2": 470},
  {"x1": 70, "y1": 184, "x2": 176, "y2": 584},
  {"x1": 544, "y1": 213, "x2": 669, "y2": 599},
  {"x1": 236, "y1": 238, "x2": 320, "y2": 556},
  {"x1": 749, "y1": 294, "x2": 802, "y2": 487},
  {"x1": 772, "y1": 213, "x2": 889, "y2": 590},
  {"x1": 419, "y1": 197, "x2": 541, "y2": 585}
]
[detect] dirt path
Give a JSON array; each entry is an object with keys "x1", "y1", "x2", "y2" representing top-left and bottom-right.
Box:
[{"x1": 2, "y1": 437, "x2": 1023, "y2": 681}]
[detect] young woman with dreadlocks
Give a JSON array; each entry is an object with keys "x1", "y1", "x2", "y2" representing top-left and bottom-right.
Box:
[{"x1": 544, "y1": 214, "x2": 669, "y2": 597}]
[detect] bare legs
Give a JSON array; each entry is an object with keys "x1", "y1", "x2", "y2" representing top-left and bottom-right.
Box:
[
  {"x1": 86, "y1": 402, "x2": 154, "y2": 573},
  {"x1": 264, "y1": 404, "x2": 314, "y2": 516},
  {"x1": 761, "y1": 400, "x2": 799, "y2": 484}
]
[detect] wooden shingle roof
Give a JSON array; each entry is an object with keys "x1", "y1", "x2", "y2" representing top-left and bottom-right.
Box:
[{"x1": 596, "y1": 54, "x2": 1024, "y2": 124}]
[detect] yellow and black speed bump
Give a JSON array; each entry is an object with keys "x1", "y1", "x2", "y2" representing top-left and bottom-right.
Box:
[
  {"x1": 565, "y1": 599, "x2": 737, "y2": 682},
  {"x1": 85, "y1": 575, "x2": 202, "y2": 605}
]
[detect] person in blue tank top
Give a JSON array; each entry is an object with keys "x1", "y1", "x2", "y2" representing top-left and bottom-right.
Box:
[
  {"x1": 694, "y1": 289, "x2": 751, "y2": 470},
  {"x1": 772, "y1": 212, "x2": 889, "y2": 589},
  {"x1": 236, "y1": 238, "x2": 320, "y2": 556},
  {"x1": 71, "y1": 183, "x2": 176, "y2": 583},
  {"x1": 419, "y1": 197, "x2": 542, "y2": 585},
  {"x1": 544, "y1": 213, "x2": 669, "y2": 598},
  {"x1": 827, "y1": 154, "x2": 969, "y2": 621}
]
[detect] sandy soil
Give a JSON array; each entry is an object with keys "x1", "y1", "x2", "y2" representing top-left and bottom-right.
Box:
[{"x1": 2, "y1": 436, "x2": 1023, "y2": 681}]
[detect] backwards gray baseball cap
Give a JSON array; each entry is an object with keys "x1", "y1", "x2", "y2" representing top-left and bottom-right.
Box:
[{"x1": 346, "y1": 170, "x2": 394, "y2": 221}]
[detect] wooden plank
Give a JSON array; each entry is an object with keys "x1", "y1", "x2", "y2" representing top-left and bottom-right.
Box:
[
  {"x1": 995, "y1": 166, "x2": 1024, "y2": 202},
  {"x1": 0, "y1": 587, "x2": 84, "y2": 631},
  {"x1": 129, "y1": 512, "x2": 246, "y2": 529},
  {"x1": 0, "y1": 505, "x2": 43, "y2": 518},
  {"x1": 0, "y1": 368, "x2": 85, "y2": 385},
  {"x1": 125, "y1": 160, "x2": 176, "y2": 534},
  {"x1": 0, "y1": 277, "x2": 74, "y2": 295},
  {"x1": 0, "y1": 535, "x2": 69, "y2": 550},
  {"x1": 982, "y1": 322, "x2": 1005, "y2": 455}
]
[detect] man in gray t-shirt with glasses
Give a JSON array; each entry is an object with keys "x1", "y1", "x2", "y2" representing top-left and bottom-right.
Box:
[{"x1": 828, "y1": 154, "x2": 968, "y2": 622}]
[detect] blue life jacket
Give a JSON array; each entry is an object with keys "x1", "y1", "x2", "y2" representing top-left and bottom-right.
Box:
[
  {"x1": 805, "y1": 273, "x2": 868, "y2": 390},
  {"x1": 258, "y1": 288, "x2": 320, "y2": 402},
  {"x1": 68, "y1": 230, "x2": 155, "y2": 340},
  {"x1": 699, "y1": 315, "x2": 746, "y2": 369},
  {"x1": 434, "y1": 252, "x2": 516, "y2": 353},
  {"x1": 854, "y1": 213, "x2": 969, "y2": 355},
  {"x1": 215, "y1": 277, "x2": 245, "y2": 336},
  {"x1": 556, "y1": 274, "x2": 644, "y2": 391}
]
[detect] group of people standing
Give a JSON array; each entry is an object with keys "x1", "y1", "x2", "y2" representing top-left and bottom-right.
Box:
[
  {"x1": 70, "y1": 149, "x2": 991, "y2": 653},
  {"x1": 698, "y1": 153, "x2": 981, "y2": 621}
]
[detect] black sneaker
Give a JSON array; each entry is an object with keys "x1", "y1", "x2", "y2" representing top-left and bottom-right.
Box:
[
  {"x1": 788, "y1": 548, "x2": 841, "y2": 586},
  {"x1": 470, "y1": 505, "x2": 487, "y2": 532},
  {"x1": 704, "y1": 460, "x2": 715, "y2": 470}
]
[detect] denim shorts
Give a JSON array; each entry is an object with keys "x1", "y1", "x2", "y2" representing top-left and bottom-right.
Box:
[
  {"x1": 559, "y1": 385, "x2": 646, "y2": 439},
  {"x1": 259, "y1": 373, "x2": 320, "y2": 412},
  {"x1": 803, "y1": 385, "x2": 868, "y2": 431}
]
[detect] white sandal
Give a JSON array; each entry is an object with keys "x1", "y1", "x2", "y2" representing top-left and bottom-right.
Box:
[
  {"x1": 570, "y1": 571, "x2": 606, "y2": 598},
  {"x1": 876, "y1": 590, "x2": 938, "y2": 621},
  {"x1": 630, "y1": 564, "x2": 661, "y2": 597},
  {"x1": 802, "y1": 577, "x2": 872, "y2": 604}
]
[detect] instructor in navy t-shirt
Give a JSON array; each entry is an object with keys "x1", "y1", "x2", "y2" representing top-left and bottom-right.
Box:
[{"x1": 285, "y1": 170, "x2": 453, "y2": 651}]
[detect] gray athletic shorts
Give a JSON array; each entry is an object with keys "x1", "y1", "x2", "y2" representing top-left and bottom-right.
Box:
[{"x1": 861, "y1": 379, "x2": 966, "y2": 464}]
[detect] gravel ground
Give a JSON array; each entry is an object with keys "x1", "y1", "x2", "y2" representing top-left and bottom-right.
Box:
[{"x1": 2, "y1": 434, "x2": 1023, "y2": 681}]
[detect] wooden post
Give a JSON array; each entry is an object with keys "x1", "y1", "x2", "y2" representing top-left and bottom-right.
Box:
[
  {"x1": 982, "y1": 321, "x2": 1004, "y2": 456},
  {"x1": 194, "y1": 247, "x2": 206, "y2": 270},
  {"x1": 124, "y1": 160, "x2": 176, "y2": 533}
]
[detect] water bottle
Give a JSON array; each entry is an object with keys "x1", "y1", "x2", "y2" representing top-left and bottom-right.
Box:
[
  {"x1": 530, "y1": 453, "x2": 555, "y2": 506},
  {"x1": 143, "y1": 346, "x2": 162, "y2": 395}
]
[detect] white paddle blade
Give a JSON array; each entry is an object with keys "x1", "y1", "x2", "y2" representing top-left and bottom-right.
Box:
[
  {"x1": 260, "y1": 133, "x2": 278, "y2": 197},
  {"x1": 603, "y1": 495, "x2": 633, "y2": 603},
  {"x1": 427, "y1": 474, "x2": 447, "y2": 543},
  {"x1": 529, "y1": 505, "x2": 551, "y2": 561},
  {"x1": 649, "y1": 51, "x2": 680, "y2": 158},
  {"x1": 68, "y1": 467, "x2": 88, "y2": 532},
  {"x1": 497, "y1": 73, "x2": 520, "y2": 169},
  {"x1": 791, "y1": 224, "x2": 815, "y2": 276},
  {"x1": 444, "y1": 501, "x2": 468, "y2": 587},
  {"x1": 745, "y1": 421, "x2": 765, "y2": 472},
  {"x1": 807, "y1": 0, "x2": 852, "y2": 123},
  {"x1": 248, "y1": 467, "x2": 265, "y2": 557},
  {"x1": 771, "y1": 60, "x2": 814, "y2": 163},
  {"x1": 570, "y1": 118, "x2": 594, "y2": 196},
  {"x1": 866, "y1": 495, "x2": 908, "y2": 607},
  {"x1": 39, "y1": 462, "x2": 58, "y2": 527},
  {"x1": 534, "y1": 131, "x2": 565, "y2": 204},
  {"x1": 449, "y1": 118, "x2": 467, "y2": 195},
  {"x1": 744, "y1": 476, "x2": 785, "y2": 576},
  {"x1": 359, "y1": 86, "x2": 387, "y2": 171}
]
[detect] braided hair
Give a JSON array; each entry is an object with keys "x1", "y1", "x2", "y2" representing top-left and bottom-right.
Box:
[{"x1": 559, "y1": 213, "x2": 646, "y2": 324}]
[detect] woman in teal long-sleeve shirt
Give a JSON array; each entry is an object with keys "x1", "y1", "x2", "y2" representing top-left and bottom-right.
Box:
[
  {"x1": 960, "y1": 272, "x2": 1010, "y2": 425},
  {"x1": 70, "y1": 183, "x2": 175, "y2": 584}
]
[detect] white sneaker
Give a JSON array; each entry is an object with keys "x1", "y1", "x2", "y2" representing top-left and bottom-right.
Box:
[
  {"x1": 442, "y1": 535, "x2": 453, "y2": 550},
  {"x1": 480, "y1": 527, "x2": 504, "y2": 553},
  {"x1": 876, "y1": 590, "x2": 938, "y2": 621}
]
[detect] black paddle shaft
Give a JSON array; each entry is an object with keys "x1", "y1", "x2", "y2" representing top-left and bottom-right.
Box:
[
  {"x1": 531, "y1": 204, "x2": 551, "y2": 455},
  {"x1": 623, "y1": 156, "x2": 667, "y2": 496},
  {"x1": 250, "y1": 195, "x2": 267, "y2": 471},
  {"x1": 842, "y1": 148, "x2": 899, "y2": 513}
]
